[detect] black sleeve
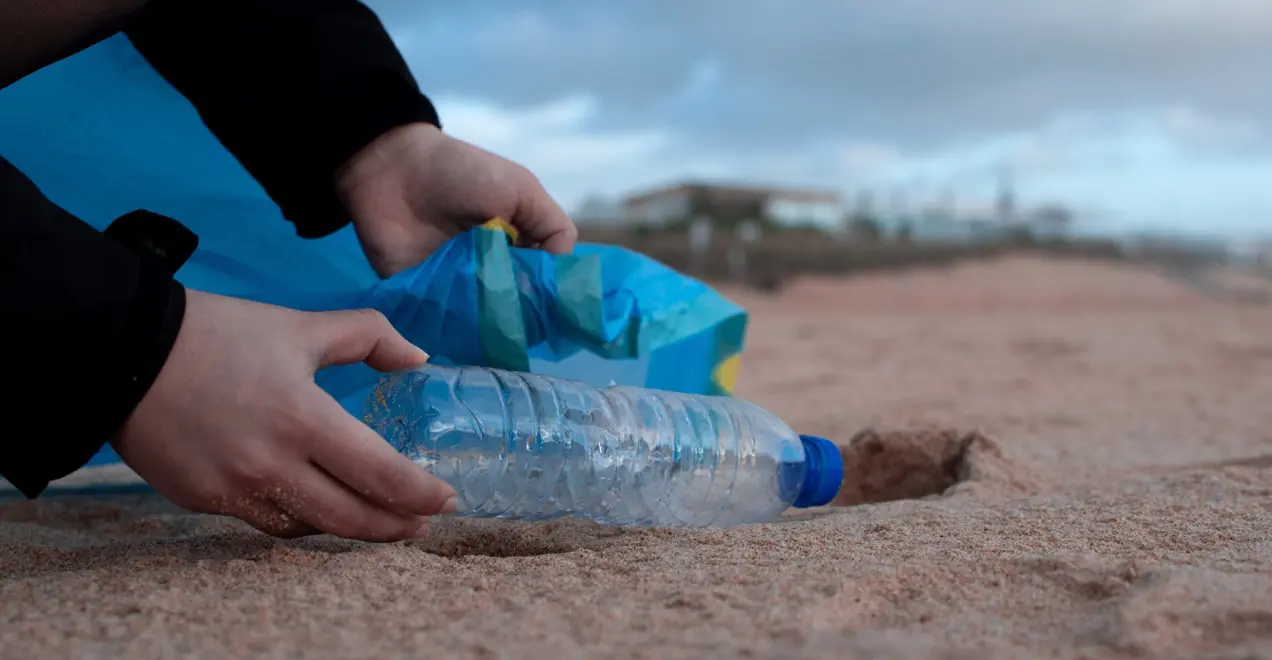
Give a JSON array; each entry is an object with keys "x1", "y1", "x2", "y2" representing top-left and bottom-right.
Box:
[
  {"x1": 0, "y1": 0, "x2": 150, "y2": 90},
  {"x1": 124, "y1": 0, "x2": 441, "y2": 239},
  {"x1": 0, "y1": 156, "x2": 186, "y2": 498}
]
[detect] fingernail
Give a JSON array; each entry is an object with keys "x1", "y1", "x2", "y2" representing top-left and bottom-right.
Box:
[
  {"x1": 410, "y1": 521, "x2": 431, "y2": 538},
  {"x1": 440, "y1": 496, "x2": 457, "y2": 514}
]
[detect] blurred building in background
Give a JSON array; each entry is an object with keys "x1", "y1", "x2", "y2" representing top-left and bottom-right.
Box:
[
  {"x1": 573, "y1": 193, "x2": 629, "y2": 228},
  {"x1": 617, "y1": 181, "x2": 845, "y2": 230},
  {"x1": 1251, "y1": 239, "x2": 1272, "y2": 269},
  {"x1": 573, "y1": 177, "x2": 1081, "y2": 249},
  {"x1": 866, "y1": 198, "x2": 1074, "y2": 244}
]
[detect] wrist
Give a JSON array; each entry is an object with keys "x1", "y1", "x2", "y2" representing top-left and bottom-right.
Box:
[{"x1": 336, "y1": 122, "x2": 444, "y2": 215}]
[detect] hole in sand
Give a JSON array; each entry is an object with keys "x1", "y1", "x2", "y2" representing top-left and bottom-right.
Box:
[
  {"x1": 411, "y1": 519, "x2": 620, "y2": 558},
  {"x1": 832, "y1": 428, "x2": 1039, "y2": 507}
]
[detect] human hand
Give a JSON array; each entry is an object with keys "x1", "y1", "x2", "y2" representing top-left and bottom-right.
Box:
[
  {"x1": 336, "y1": 122, "x2": 578, "y2": 278},
  {"x1": 111, "y1": 289, "x2": 456, "y2": 541}
]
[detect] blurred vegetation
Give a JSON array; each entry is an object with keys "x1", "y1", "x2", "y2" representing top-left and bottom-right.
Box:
[{"x1": 578, "y1": 221, "x2": 1130, "y2": 293}]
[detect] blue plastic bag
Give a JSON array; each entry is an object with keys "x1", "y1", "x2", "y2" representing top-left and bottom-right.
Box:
[{"x1": 0, "y1": 36, "x2": 747, "y2": 487}]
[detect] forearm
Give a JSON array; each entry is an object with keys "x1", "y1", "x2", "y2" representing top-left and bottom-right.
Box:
[
  {"x1": 125, "y1": 0, "x2": 441, "y2": 239},
  {"x1": 0, "y1": 156, "x2": 186, "y2": 497}
]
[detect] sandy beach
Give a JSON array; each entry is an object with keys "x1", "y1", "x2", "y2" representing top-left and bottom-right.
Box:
[{"x1": 2, "y1": 256, "x2": 1271, "y2": 659}]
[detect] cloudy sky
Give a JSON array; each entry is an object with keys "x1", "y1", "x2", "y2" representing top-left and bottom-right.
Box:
[{"x1": 368, "y1": 0, "x2": 1271, "y2": 239}]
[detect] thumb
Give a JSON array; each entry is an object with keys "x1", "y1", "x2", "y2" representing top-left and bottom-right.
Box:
[
  {"x1": 310, "y1": 308, "x2": 429, "y2": 372},
  {"x1": 509, "y1": 173, "x2": 577, "y2": 255}
]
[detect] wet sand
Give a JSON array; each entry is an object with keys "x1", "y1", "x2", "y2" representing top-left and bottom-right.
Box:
[{"x1": 3, "y1": 256, "x2": 1271, "y2": 659}]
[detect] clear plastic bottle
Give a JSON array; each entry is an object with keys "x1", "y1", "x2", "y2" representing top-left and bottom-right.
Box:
[{"x1": 364, "y1": 364, "x2": 843, "y2": 528}]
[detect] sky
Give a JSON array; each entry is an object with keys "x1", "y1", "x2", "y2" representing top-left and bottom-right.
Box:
[{"x1": 366, "y1": 0, "x2": 1272, "y2": 240}]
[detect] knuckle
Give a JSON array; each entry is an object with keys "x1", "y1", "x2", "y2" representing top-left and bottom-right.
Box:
[
  {"x1": 298, "y1": 498, "x2": 376, "y2": 541},
  {"x1": 227, "y1": 454, "x2": 284, "y2": 487},
  {"x1": 509, "y1": 163, "x2": 541, "y2": 189},
  {"x1": 333, "y1": 516, "x2": 382, "y2": 541},
  {"x1": 323, "y1": 501, "x2": 419, "y2": 542},
  {"x1": 350, "y1": 308, "x2": 390, "y2": 330},
  {"x1": 320, "y1": 507, "x2": 364, "y2": 539},
  {"x1": 373, "y1": 464, "x2": 419, "y2": 503},
  {"x1": 268, "y1": 389, "x2": 317, "y2": 437}
]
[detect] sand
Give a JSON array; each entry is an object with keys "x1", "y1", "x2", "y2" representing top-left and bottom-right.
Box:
[{"x1": 3, "y1": 256, "x2": 1271, "y2": 659}]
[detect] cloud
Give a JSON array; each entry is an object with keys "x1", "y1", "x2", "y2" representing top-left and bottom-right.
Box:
[
  {"x1": 835, "y1": 144, "x2": 902, "y2": 177},
  {"x1": 378, "y1": 0, "x2": 1272, "y2": 151},
  {"x1": 1161, "y1": 106, "x2": 1261, "y2": 152},
  {"x1": 434, "y1": 94, "x2": 671, "y2": 205}
]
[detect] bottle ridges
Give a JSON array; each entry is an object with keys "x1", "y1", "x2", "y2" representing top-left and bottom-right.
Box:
[{"x1": 366, "y1": 364, "x2": 809, "y2": 527}]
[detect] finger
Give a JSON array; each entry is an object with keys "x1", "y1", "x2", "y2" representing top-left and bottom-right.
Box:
[
  {"x1": 509, "y1": 173, "x2": 577, "y2": 254},
  {"x1": 513, "y1": 234, "x2": 542, "y2": 250},
  {"x1": 226, "y1": 495, "x2": 319, "y2": 539},
  {"x1": 272, "y1": 464, "x2": 430, "y2": 542},
  {"x1": 304, "y1": 386, "x2": 457, "y2": 517},
  {"x1": 309, "y1": 308, "x2": 429, "y2": 372}
]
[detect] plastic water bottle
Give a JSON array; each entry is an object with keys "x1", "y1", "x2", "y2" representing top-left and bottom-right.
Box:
[{"x1": 363, "y1": 364, "x2": 843, "y2": 527}]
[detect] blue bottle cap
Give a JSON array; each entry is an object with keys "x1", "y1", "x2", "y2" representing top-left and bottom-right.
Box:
[{"x1": 793, "y1": 435, "x2": 844, "y2": 508}]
